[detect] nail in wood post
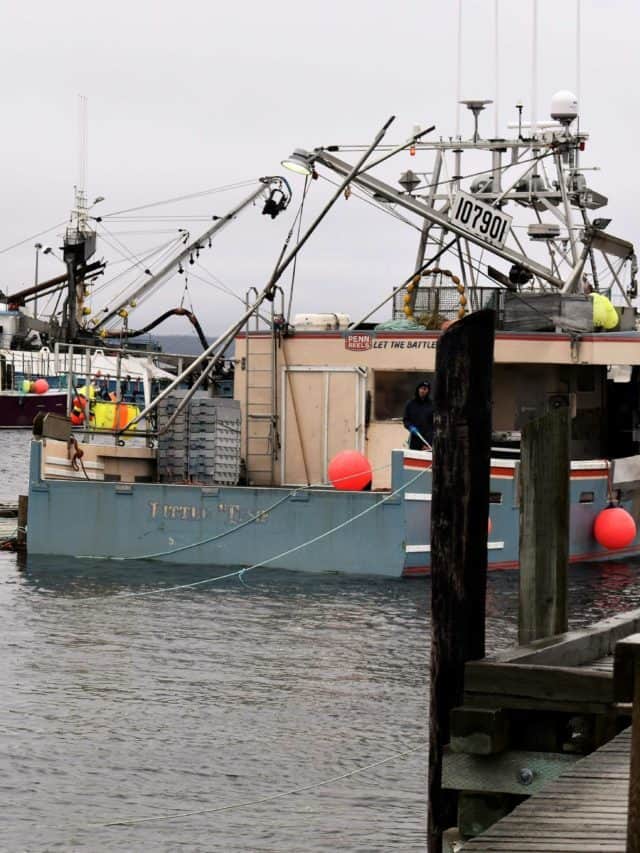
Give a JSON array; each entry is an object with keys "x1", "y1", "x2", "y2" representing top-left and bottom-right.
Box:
[
  {"x1": 518, "y1": 408, "x2": 570, "y2": 645},
  {"x1": 428, "y1": 310, "x2": 495, "y2": 853},
  {"x1": 613, "y1": 633, "x2": 640, "y2": 853}
]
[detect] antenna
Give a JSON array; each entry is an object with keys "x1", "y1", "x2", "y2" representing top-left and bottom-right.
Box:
[
  {"x1": 576, "y1": 0, "x2": 581, "y2": 106},
  {"x1": 455, "y1": 0, "x2": 463, "y2": 136},
  {"x1": 73, "y1": 94, "x2": 90, "y2": 237},
  {"x1": 494, "y1": 0, "x2": 500, "y2": 137},
  {"x1": 531, "y1": 0, "x2": 538, "y2": 135},
  {"x1": 77, "y1": 94, "x2": 88, "y2": 196}
]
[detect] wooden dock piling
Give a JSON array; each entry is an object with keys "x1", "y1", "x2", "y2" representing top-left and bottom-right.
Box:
[
  {"x1": 429, "y1": 310, "x2": 495, "y2": 853},
  {"x1": 518, "y1": 408, "x2": 570, "y2": 644},
  {"x1": 17, "y1": 495, "x2": 28, "y2": 551}
]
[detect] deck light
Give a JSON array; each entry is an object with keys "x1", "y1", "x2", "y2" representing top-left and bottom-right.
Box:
[{"x1": 281, "y1": 149, "x2": 314, "y2": 176}]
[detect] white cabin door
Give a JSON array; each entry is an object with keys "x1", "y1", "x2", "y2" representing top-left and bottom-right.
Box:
[{"x1": 281, "y1": 366, "x2": 366, "y2": 486}]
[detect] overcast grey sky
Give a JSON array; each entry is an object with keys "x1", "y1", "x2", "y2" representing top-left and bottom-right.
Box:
[{"x1": 0, "y1": 0, "x2": 637, "y2": 335}]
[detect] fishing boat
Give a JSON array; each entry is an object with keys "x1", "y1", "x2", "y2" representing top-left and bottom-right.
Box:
[
  {"x1": 25, "y1": 90, "x2": 640, "y2": 576},
  {"x1": 0, "y1": 149, "x2": 289, "y2": 427}
]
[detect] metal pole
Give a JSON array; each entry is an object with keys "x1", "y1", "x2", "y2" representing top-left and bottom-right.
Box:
[
  {"x1": 494, "y1": 0, "x2": 500, "y2": 139},
  {"x1": 531, "y1": 0, "x2": 538, "y2": 135},
  {"x1": 93, "y1": 181, "x2": 274, "y2": 331},
  {"x1": 34, "y1": 243, "x2": 42, "y2": 320},
  {"x1": 455, "y1": 0, "x2": 463, "y2": 137}
]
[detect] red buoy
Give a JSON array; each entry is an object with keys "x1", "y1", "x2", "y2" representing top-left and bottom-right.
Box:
[
  {"x1": 593, "y1": 506, "x2": 637, "y2": 550},
  {"x1": 33, "y1": 378, "x2": 49, "y2": 394},
  {"x1": 328, "y1": 450, "x2": 372, "y2": 491}
]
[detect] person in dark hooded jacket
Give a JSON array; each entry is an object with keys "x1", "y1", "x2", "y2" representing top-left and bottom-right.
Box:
[{"x1": 403, "y1": 380, "x2": 434, "y2": 449}]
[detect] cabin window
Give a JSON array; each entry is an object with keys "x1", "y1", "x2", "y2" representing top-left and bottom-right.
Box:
[
  {"x1": 489, "y1": 492, "x2": 503, "y2": 504},
  {"x1": 579, "y1": 491, "x2": 595, "y2": 503},
  {"x1": 373, "y1": 370, "x2": 435, "y2": 420}
]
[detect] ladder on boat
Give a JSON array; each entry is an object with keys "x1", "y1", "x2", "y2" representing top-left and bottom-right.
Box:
[{"x1": 243, "y1": 288, "x2": 281, "y2": 485}]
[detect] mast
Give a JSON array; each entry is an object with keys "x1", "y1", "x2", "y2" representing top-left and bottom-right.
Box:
[{"x1": 63, "y1": 95, "x2": 97, "y2": 341}]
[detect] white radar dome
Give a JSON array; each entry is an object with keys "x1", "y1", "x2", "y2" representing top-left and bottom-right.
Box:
[{"x1": 550, "y1": 90, "x2": 579, "y2": 123}]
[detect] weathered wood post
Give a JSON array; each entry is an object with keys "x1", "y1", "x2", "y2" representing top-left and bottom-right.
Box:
[
  {"x1": 518, "y1": 408, "x2": 570, "y2": 644},
  {"x1": 613, "y1": 633, "x2": 640, "y2": 853},
  {"x1": 429, "y1": 310, "x2": 495, "y2": 853},
  {"x1": 17, "y1": 494, "x2": 28, "y2": 551}
]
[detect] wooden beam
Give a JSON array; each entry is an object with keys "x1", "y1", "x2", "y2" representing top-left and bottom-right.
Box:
[
  {"x1": 491, "y1": 608, "x2": 640, "y2": 668},
  {"x1": 465, "y1": 661, "x2": 614, "y2": 705},
  {"x1": 428, "y1": 310, "x2": 495, "y2": 853},
  {"x1": 450, "y1": 706, "x2": 509, "y2": 755},
  {"x1": 518, "y1": 408, "x2": 570, "y2": 644}
]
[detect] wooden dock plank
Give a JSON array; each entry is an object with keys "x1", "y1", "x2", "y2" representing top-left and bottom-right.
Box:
[{"x1": 461, "y1": 728, "x2": 631, "y2": 851}]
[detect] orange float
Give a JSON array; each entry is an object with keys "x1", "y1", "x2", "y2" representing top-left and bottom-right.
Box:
[
  {"x1": 328, "y1": 450, "x2": 372, "y2": 491},
  {"x1": 593, "y1": 506, "x2": 636, "y2": 550}
]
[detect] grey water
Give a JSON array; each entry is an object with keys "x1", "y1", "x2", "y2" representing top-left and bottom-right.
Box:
[{"x1": 2, "y1": 431, "x2": 640, "y2": 851}]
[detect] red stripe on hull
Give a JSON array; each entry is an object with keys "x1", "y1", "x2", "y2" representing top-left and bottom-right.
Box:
[{"x1": 402, "y1": 543, "x2": 640, "y2": 576}]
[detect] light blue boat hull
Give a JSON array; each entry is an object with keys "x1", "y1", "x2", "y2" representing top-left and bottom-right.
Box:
[{"x1": 26, "y1": 442, "x2": 640, "y2": 576}]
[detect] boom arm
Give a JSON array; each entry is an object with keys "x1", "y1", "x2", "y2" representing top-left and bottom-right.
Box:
[
  {"x1": 92, "y1": 178, "x2": 281, "y2": 330},
  {"x1": 312, "y1": 149, "x2": 566, "y2": 289}
]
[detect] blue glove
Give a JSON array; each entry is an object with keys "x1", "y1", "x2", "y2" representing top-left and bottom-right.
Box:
[{"x1": 409, "y1": 426, "x2": 418, "y2": 435}]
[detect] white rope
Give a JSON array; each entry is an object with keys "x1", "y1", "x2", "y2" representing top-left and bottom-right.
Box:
[
  {"x1": 79, "y1": 743, "x2": 424, "y2": 829},
  {"x1": 76, "y1": 468, "x2": 425, "y2": 602},
  {"x1": 78, "y1": 461, "x2": 396, "y2": 562}
]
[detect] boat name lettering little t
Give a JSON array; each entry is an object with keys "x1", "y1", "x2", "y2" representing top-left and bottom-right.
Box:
[{"x1": 149, "y1": 502, "x2": 207, "y2": 521}]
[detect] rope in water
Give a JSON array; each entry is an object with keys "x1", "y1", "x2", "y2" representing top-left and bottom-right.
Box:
[
  {"x1": 77, "y1": 468, "x2": 425, "y2": 602},
  {"x1": 78, "y1": 460, "x2": 399, "y2": 562},
  {"x1": 72, "y1": 743, "x2": 424, "y2": 829}
]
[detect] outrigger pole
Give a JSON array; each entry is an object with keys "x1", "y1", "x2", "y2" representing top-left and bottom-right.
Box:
[
  {"x1": 119, "y1": 115, "x2": 402, "y2": 435},
  {"x1": 91, "y1": 178, "x2": 284, "y2": 332}
]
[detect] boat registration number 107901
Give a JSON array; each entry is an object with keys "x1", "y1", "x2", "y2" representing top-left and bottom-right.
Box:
[{"x1": 450, "y1": 191, "x2": 512, "y2": 248}]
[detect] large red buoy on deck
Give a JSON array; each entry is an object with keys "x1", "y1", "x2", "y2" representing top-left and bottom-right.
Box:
[
  {"x1": 593, "y1": 506, "x2": 637, "y2": 550},
  {"x1": 33, "y1": 378, "x2": 49, "y2": 394},
  {"x1": 328, "y1": 450, "x2": 372, "y2": 491}
]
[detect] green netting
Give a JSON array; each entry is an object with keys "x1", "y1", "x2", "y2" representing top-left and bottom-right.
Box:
[{"x1": 374, "y1": 318, "x2": 425, "y2": 331}]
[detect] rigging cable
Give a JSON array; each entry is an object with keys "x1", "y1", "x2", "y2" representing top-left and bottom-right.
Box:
[
  {"x1": 64, "y1": 743, "x2": 424, "y2": 830},
  {"x1": 286, "y1": 174, "x2": 310, "y2": 323},
  {"x1": 0, "y1": 221, "x2": 67, "y2": 256},
  {"x1": 100, "y1": 180, "x2": 259, "y2": 219}
]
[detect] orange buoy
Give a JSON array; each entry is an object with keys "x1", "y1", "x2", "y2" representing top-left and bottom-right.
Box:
[
  {"x1": 488, "y1": 516, "x2": 493, "y2": 535},
  {"x1": 328, "y1": 450, "x2": 372, "y2": 491},
  {"x1": 593, "y1": 506, "x2": 637, "y2": 550},
  {"x1": 33, "y1": 378, "x2": 49, "y2": 394}
]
